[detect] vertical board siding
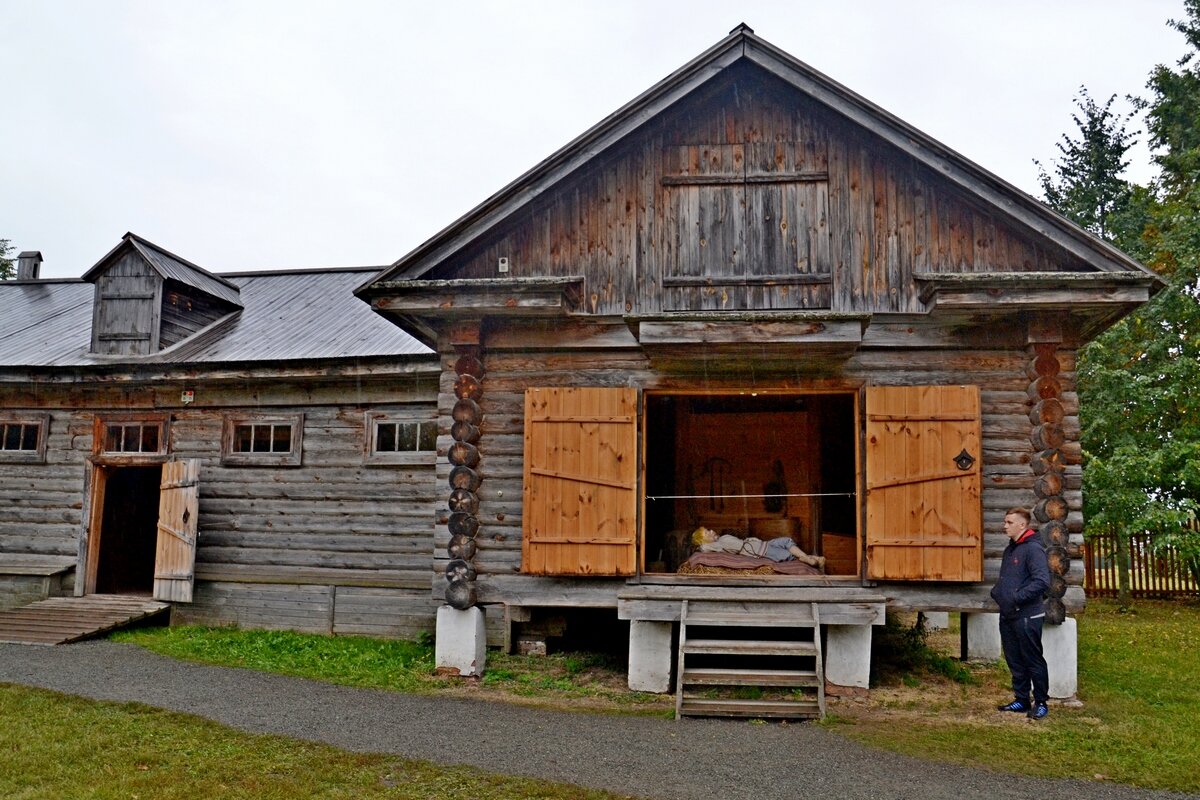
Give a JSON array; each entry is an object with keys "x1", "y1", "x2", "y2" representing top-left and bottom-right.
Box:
[
  {"x1": 864, "y1": 386, "x2": 983, "y2": 581},
  {"x1": 91, "y1": 252, "x2": 161, "y2": 356},
  {"x1": 433, "y1": 63, "x2": 1090, "y2": 315},
  {"x1": 521, "y1": 387, "x2": 638, "y2": 576},
  {"x1": 154, "y1": 459, "x2": 200, "y2": 602}
]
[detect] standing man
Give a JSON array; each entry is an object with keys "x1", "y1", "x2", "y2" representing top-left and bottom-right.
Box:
[{"x1": 991, "y1": 507, "x2": 1051, "y2": 719}]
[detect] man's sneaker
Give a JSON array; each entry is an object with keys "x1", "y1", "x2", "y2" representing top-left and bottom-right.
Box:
[
  {"x1": 1027, "y1": 702, "x2": 1049, "y2": 720},
  {"x1": 997, "y1": 699, "x2": 1029, "y2": 712}
]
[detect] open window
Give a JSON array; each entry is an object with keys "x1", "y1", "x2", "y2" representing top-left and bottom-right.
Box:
[{"x1": 642, "y1": 392, "x2": 859, "y2": 577}]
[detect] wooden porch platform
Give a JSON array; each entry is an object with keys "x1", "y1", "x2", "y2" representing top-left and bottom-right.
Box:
[{"x1": 0, "y1": 595, "x2": 170, "y2": 646}]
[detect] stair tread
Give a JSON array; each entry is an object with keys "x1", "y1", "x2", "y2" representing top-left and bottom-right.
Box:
[
  {"x1": 684, "y1": 638, "x2": 818, "y2": 656},
  {"x1": 683, "y1": 667, "x2": 819, "y2": 686},
  {"x1": 679, "y1": 698, "x2": 821, "y2": 718},
  {"x1": 685, "y1": 613, "x2": 816, "y2": 627}
]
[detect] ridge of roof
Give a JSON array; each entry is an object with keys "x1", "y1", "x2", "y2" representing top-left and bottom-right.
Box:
[{"x1": 357, "y1": 25, "x2": 1155, "y2": 296}]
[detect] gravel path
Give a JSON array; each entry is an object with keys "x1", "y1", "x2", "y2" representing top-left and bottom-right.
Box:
[{"x1": 0, "y1": 640, "x2": 1194, "y2": 800}]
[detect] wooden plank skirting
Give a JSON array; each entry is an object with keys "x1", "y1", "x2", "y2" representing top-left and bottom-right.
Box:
[{"x1": 0, "y1": 595, "x2": 169, "y2": 645}]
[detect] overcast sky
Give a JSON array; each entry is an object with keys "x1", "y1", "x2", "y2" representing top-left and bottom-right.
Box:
[{"x1": 0, "y1": 1, "x2": 1187, "y2": 279}]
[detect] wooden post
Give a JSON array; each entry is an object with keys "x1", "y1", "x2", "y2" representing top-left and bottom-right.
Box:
[
  {"x1": 1026, "y1": 336, "x2": 1070, "y2": 624},
  {"x1": 444, "y1": 343, "x2": 485, "y2": 611}
]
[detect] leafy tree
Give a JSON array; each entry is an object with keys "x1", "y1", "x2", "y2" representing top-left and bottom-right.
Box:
[
  {"x1": 1042, "y1": 4, "x2": 1200, "y2": 607},
  {"x1": 1036, "y1": 88, "x2": 1141, "y2": 244},
  {"x1": 0, "y1": 239, "x2": 14, "y2": 280}
]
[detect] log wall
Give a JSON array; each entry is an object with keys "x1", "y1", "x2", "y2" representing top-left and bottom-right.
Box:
[
  {"x1": 0, "y1": 372, "x2": 442, "y2": 635},
  {"x1": 437, "y1": 63, "x2": 1092, "y2": 315},
  {"x1": 434, "y1": 318, "x2": 1084, "y2": 614}
]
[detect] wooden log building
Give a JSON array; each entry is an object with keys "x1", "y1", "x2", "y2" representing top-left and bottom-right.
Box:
[{"x1": 1, "y1": 26, "x2": 1159, "y2": 713}]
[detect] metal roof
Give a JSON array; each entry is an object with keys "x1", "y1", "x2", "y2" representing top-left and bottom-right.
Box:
[{"x1": 0, "y1": 269, "x2": 431, "y2": 369}]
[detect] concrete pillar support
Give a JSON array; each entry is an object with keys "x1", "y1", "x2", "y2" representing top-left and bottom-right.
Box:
[
  {"x1": 627, "y1": 620, "x2": 673, "y2": 693},
  {"x1": 435, "y1": 604, "x2": 487, "y2": 676},
  {"x1": 963, "y1": 612, "x2": 1002, "y2": 661},
  {"x1": 919, "y1": 611, "x2": 950, "y2": 631},
  {"x1": 1044, "y1": 617, "x2": 1079, "y2": 699},
  {"x1": 825, "y1": 624, "x2": 872, "y2": 690}
]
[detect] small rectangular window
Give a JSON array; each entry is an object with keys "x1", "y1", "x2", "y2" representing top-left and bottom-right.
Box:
[
  {"x1": 99, "y1": 417, "x2": 167, "y2": 457},
  {"x1": 222, "y1": 414, "x2": 303, "y2": 466},
  {"x1": 365, "y1": 413, "x2": 437, "y2": 465},
  {"x1": 0, "y1": 415, "x2": 49, "y2": 463}
]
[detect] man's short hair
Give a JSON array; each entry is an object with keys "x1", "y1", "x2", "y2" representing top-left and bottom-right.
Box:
[{"x1": 1005, "y1": 507, "x2": 1032, "y2": 524}]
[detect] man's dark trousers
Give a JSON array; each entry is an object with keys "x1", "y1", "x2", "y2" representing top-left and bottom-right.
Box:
[{"x1": 999, "y1": 614, "x2": 1048, "y2": 705}]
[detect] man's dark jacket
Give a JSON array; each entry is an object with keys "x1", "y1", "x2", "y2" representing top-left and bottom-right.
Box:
[{"x1": 990, "y1": 529, "x2": 1050, "y2": 620}]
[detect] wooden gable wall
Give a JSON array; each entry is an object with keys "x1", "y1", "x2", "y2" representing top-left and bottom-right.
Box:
[
  {"x1": 433, "y1": 62, "x2": 1092, "y2": 315},
  {"x1": 91, "y1": 251, "x2": 162, "y2": 356}
]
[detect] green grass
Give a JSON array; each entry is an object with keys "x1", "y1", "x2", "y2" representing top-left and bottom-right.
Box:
[
  {"x1": 831, "y1": 599, "x2": 1200, "y2": 793},
  {"x1": 0, "y1": 683, "x2": 635, "y2": 800},
  {"x1": 111, "y1": 626, "x2": 671, "y2": 715}
]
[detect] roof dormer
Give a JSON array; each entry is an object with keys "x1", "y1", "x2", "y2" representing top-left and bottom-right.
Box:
[{"x1": 83, "y1": 233, "x2": 242, "y2": 356}]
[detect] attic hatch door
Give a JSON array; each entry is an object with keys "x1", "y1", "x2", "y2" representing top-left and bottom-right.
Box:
[
  {"x1": 522, "y1": 387, "x2": 638, "y2": 576},
  {"x1": 865, "y1": 386, "x2": 982, "y2": 582},
  {"x1": 153, "y1": 459, "x2": 200, "y2": 602},
  {"x1": 663, "y1": 142, "x2": 831, "y2": 310}
]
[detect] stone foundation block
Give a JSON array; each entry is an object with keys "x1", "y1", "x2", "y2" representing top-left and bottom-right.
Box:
[
  {"x1": 919, "y1": 611, "x2": 949, "y2": 631},
  {"x1": 963, "y1": 612, "x2": 1001, "y2": 661},
  {"x1": 628, "y1": 619, "x2": 672, "y2": 693},
  {"x1": 825, "y1": 624, "x2": 872, "y2": 689},
  {"x1": 1044, "y1": 616, "x2": 1078, "y2": 699},
  {"x1": 435, "y1": 604, "x2": 486, "y2": 676}
]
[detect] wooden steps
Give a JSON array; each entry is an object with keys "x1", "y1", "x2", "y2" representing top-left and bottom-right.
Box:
[
  {"x1": 676, "y1": 599, "x2": 825, "y2": 721},
  {"x1": 0, "y1": 595, "x2": 170, "y2": 645}
]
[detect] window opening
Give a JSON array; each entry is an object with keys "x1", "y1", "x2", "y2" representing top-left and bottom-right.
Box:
[
  {"x1": 0, "y1": 415, "x2": 48, "y2": 463},
  {"x1": 642, "y1": 392, "x2": 858, "y2": 577},
  {"x1": 365, "y1": 413, "x2": 437, "y2": 465},
  {"x1": 222, "y1": 414, "x2": 303, "y2": 466},
  {"x1": 102, "y1": 420, "x2": 164, "y2": 455}
]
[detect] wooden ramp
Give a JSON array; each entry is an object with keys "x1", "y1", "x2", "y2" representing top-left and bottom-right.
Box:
[{"x1": 0, "y1": 595, "x2": 170, "y2": 646}]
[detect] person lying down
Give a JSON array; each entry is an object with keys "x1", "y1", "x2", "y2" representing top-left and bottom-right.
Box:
[{"x1": 691, "y1": 527, "x2": 826, "y2": 570}]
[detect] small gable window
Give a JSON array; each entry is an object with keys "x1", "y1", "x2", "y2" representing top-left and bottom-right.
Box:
[
  {"x1": 222, "y1": 414, "x2": 303, "y2": 467},
  {"x1": 98, "y1": 416, "x2": 169, "y2": 458},
  {"x1": 365, "y1": 413, "x2": 437, "y2": 465},
  {"x1": 0, "y1": 414, "x2": 49, "y2": 463}
]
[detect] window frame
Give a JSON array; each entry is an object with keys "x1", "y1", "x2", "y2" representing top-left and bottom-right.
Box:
[
  {"x1": 0, "y1": 413, "x2": 50, "y2": 464},
  {"x1": 94, "y1": 414, "x2": 170, "y2": 463},
  {"x1": 363, "y1": 412, "x2": 438, "y2": 466},
  {"x1": 221, "y1": 413, "x2": 304, "y2": 467}
]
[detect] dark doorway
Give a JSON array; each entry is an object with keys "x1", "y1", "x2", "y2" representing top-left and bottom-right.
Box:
[{"x1": 95, "y1": 466, "x2": 160, "y2": 594}]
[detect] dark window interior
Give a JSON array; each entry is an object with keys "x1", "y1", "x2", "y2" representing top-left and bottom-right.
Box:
[
  {"x1": 95, "y1": 466, "x2": 161, "y2": 595},
  {"x1": 643, "y1": 393, "x2": 857, "y2": 575}
]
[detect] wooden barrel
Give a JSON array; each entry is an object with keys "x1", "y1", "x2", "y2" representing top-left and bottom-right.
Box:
[
  {"x1": 1033, "y1": 472, "x2": 1064, "y2": 499},
  {"x1": 445, "y1": 579, "x2": 477, "y2": 610},
  {"x1": 1030, "y1": 449, "x2": 1064, "y2": 475},
  {"x1": 1045, "y1": 596, "x2": 1066, "y2": 625},
  {"x1": 1027, "y1": 376, "x2": 1062, "y2": 402},
  {"x1": 454, "y1": 373, "x2": 483, "y2": 401},
  {"x1": 450, "y1": 420, "x2": 481, "y2": 444},
  {"x1": 449, "y1": 465, "x2": 482, "y2": 492},
  {"x1": 1031, "y1": 423, "x2": 1065, "y2": 451},
  {"x1": 448, "y1": 535, "x2": 478, "y2": 561},
  {"x1": 445, "y1": 558, "x2": 476, "y2": 583},
  {"x1": 448, "y1": 488, "x2": 480, "y2": 515},
  {"x1": 454, "y1": 353, "x2": 484, "y2": 378},
  {"x1": 452, "y1": 399, "x2": 482, "y2": 426},
  {"x1": 1025, "y1": 352, "x2": 1061, "y2": 380},
  {"x1": 448, "y1": 441, "x2": 480, "y2": 468},
  {"x1": 1038, "y1": 520, "x2": 1069, "y2": 549},
  {"x1": 1028, "y1": 398, "x2": 1065, "y2": 426},
  {"x1": 1045, "y1": 545, "x2": 1070, "y2": 575},
  {"x1": 448, "y1": 512, "x2": 479, "y2": 538}
]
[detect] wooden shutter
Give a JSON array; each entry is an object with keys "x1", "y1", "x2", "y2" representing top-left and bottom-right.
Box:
[
  {"x1": 522, "y1": 387, "x2": 638, "y2": 576},
  {"x1": 154, "y1": 459, "x2": 200, "y2": 602},
  {"x1": 865, "y1": 386, "x2": 982, "y2": 582}
]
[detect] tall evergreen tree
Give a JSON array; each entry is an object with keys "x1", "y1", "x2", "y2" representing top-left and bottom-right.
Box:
[{"x1": 0, "y1": 240, "x2": 15, "y2": 280}]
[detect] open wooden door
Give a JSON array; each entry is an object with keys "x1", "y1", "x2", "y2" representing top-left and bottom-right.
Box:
[
  {"x1": 153, "y1": 459, "x2": 199, "y2": 602},
  {"x1": 865, "y1": 385, "x2": 982, "y2": 582},
  {"x1": 522, "y1": 387, "x2": 638, "y2": 575}
]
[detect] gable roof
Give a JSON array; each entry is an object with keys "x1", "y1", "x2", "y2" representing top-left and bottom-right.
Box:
[
  {"x1": 0, "y1": 268, "x2": 430, "y2": 369},
  {"x1": 358, "y1": 24, "x2": 1156, "y2": 296},
  {"x1": 83, "y1": 232, "x2": 243, "y2": 306}
]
